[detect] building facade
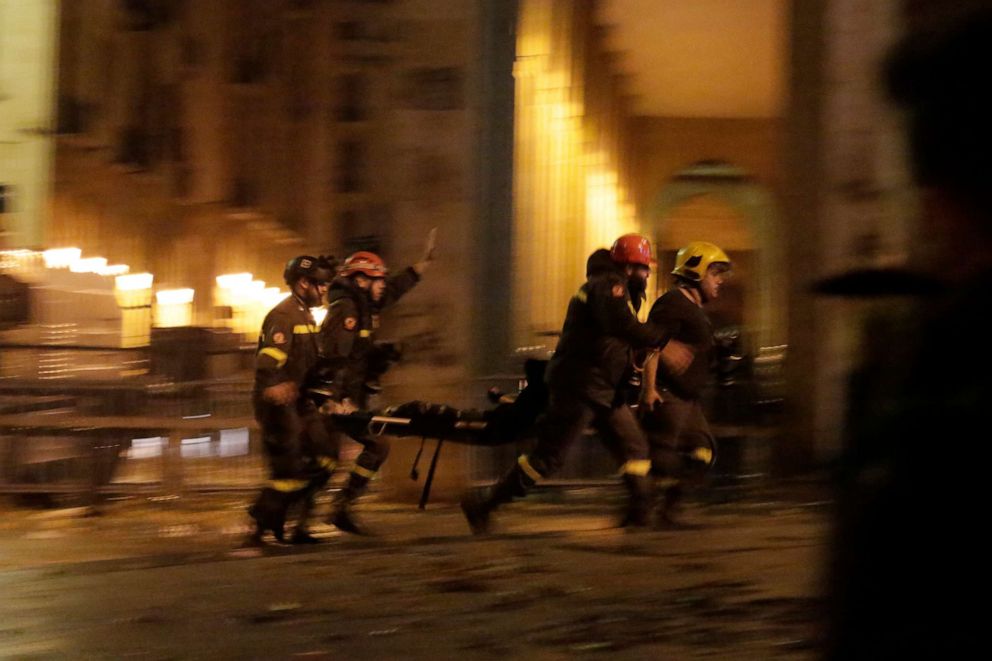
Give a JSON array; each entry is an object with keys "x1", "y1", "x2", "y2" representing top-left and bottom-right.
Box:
[{"x1": 10, "y1": 0, "x2": 980, "y2": 477}]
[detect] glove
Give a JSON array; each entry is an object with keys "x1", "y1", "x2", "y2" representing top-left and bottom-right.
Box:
[{"x1": 319, "y1": 398, "x2": 357, "y2": 416}]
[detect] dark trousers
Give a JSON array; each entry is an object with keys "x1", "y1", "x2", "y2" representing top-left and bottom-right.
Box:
[
  {"x1": 641, "y1": 391, "x2": 715, "y2": 484},
  {"x1": 249, "y1": 396, "x2": 328, "y2": 536},
  {"x1": 525, "y1": 394, "x2": 649, "y2": 478},
  {"x1": 488, "y1": 392, "x2": 653, "y2": 522},
  {"x1": 254, "y1": 396, "x2": 326, "y2": 486}
]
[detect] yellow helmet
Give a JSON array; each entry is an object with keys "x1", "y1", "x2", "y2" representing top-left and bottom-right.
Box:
[{"x1": 672, "y1": 241, "x2": 731, "y2": 282}]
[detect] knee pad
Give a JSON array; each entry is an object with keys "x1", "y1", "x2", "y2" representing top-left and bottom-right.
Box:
[
  {"x1": 517, "y1": 454, "x2": 547, "y2": 484},
  {"x1": 683, "y1": 437, "x2": 717, "y2": 480}
]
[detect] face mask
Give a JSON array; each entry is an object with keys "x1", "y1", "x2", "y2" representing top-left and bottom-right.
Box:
[{"x1": 628, "y1": 275, "x2": 647, "y2": 296}]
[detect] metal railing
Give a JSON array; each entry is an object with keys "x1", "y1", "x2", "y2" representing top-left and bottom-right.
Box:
[
  {"x1": 0, "y1": 345, "x2": 787, "y2": 502},
  {"x1": 0, "y1": 411, "x2": 262, "y2": 498},
  {"x1": 0, "y1": 341, "x2": 264, "y2": 501}
]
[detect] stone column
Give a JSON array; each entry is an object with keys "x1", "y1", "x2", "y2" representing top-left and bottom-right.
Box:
[
  {"x1": 0, "y1": 0, "x2": 59, "y2": 248},
  {"x1": 783, "y1": 0, "x2": 906, "y2": 471}
]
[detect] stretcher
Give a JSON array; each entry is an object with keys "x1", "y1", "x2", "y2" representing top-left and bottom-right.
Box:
[
  {"x1": 307, "y1": 359, "x2": 550, "y2": 508},
  {"x1": 321, "y1": 356, "x2": 718, "y2": 509},
  {"x1": 329, "y1": 397, "x2": 537, "y2": 510}
]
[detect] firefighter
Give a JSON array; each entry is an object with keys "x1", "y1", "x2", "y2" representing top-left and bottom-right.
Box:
[
  {"x1": 245, "y1": 255, "x2": 334, "y2": 546},
  {"x1": 640, "y1": 241, "x2": 731, "y2": 528},
  {"x1": 308, "y1": 229, "x2": 436, "y2": 535},
  {"x1": 461, "y1": 234, "x2": 695, "y2": 534}
]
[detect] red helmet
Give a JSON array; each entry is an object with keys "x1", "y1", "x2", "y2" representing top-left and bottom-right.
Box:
[
  {"x1": 339, "y1": 251, "x2": 388, "y2": 278},
  {"x1": 610, "y1": 234, "x2": 653, "y2": 267}
]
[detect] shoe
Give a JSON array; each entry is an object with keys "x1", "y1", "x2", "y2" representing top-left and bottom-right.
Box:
[
  {"x1": 620, "y1": 474, "x2": 652, "y2": 529},
  {"x1": 239, "y1": 530, "x2": 268, "y2": 548},
  {"x1": 654, "y1": 485, "x2": 702, "y2": 530},
  {"x1": 654, "y1": 508, "x2": 703, "y2": 531},
  {"x1": 248, "y1": 503, "x2": 286, "y2": 543},
  {"x1": 460, "y1": 489, "x2": 493, "y2": 535},
  {"x1": 328, "y1": 505, "x2": 371, "y2": 536},
  {"x1": 289, "y1": 529, "x2": 323, "y2": 545},
  {"x1": 619, "y1": 507, "x2": 651, "y2": 529}
]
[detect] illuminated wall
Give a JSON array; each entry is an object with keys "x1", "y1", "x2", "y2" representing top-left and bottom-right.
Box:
[
  {"x1": 0, "y1": 0, "x2": 59, "y2": 248},
  {"x1": 512, "y1": 0, "x2": 641, "y2": 345}
]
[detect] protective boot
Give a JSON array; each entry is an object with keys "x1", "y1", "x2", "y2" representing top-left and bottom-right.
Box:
[
  {"x1": 655, "y1": 482, "x2": 699, "y2": 530},
  {"x1": 327, "y1": 472, "x2": 373, "y2": 535},
  {"x1": 620, "y1": 474, "x2": 653, "y2": 529},
  {"x1": 241, "y1": 518, "x2": 267, "y2": 548},
  {"x1": 289, "y1": 495, "x2": 323, "y2": 544},
  {"x1": 460, "y1": 462, "x2": 536, "y2": 535},
  {"x1": 246, "y1": 487, "x2": 290, "y2": 544},
  {"x1": 291, "y1": 471, "x2": 331, "y2": 545}
]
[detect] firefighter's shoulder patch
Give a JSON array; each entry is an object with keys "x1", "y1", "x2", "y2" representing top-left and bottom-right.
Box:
[
  {"x1": 611, "y1": 283, "x2": 625, "y2": 298},
  {"x1": 344, "y1": 317, "x2": 357, "y2": 331},
  {"x1": 272, "y1": 331, "x2": 286, "y2": 345}
]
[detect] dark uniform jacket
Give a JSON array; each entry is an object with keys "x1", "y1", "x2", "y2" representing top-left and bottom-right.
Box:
[
  {"x1": 546, "y1": 249, "x2": 673, "y2": 407},
  {"x1": 254, "y1": 294, "x2": 322, "y2": 394},
  {"x1": 647, "y1": 288, "x2": 714, "y2": 400},
  {"x1": 319, "y1": 266, "x2": 420, "y2": 402}
]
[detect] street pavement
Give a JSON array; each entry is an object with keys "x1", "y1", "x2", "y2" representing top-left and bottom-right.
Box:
[{"x1": 0, "y1": 482, "x2": 829, "y2": 659}]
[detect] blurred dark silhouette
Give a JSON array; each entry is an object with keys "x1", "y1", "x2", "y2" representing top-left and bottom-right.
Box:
[
  {"x1": 823, "y1": 8, "x2": 992, "y2": 658},
  {"x1": 0, "y1": 273, "x2": 30, "y2": 329}
]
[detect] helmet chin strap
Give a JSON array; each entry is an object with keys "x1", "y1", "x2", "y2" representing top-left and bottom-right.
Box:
[{"x1": 678, "y1": 281, "x2": 705, "y2": 306}]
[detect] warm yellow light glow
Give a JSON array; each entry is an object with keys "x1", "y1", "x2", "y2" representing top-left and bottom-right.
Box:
[
  {"x1": 260, "y1": 287, "x2": 288, "y2": 308},
  {"x1": 114, "y1": 272, "x2": 154, "y2": 327},
  {"x1": 0, "y1": 249, "x2": 42, "y2": 273},
  {"x1": 42, "y1": 247, "x2": 81, "y2": 268},
  {"x1": 114, "y1": 273, "x2": 154, "y2": 347},
  {"x1": 120, "y1": 308, "x2": 152, "y2": 347},
  {"x1": 69, "y1": 256, "x2": 107, "y2": 273},
  {"x1": 155, "y1": 288, "x2": 195, "y2": 305},
  {"x1": 115, "y1": 273, "x2": 154, "y2": 291},
  {"x1": 230, "y1": 279, "x2": 264, "y2": 307},
  {"x1": 235, "y1": 281, "x2": 269, "y2": 337},
  {"x1": 216, "y1": 275, "x2": 279, "y2": 337},
  {"x1": 97, "y1": 264, "x2": 130, "y2": 276},
  {"x1": 511, "y1": 2, "x2": 643, "y2": 347},
  {"x1": 311, "y1": 306, "x2": 328, "y2": 326},
  {"x1": 216, "y1": 273, "x2": 253, "y2": 289},
  {"x1": 154, "y1": 289, "x2": 195, "y2": 327},
  {"x1": 214, "y1": 272, "x2": 255, "y2": 314}
]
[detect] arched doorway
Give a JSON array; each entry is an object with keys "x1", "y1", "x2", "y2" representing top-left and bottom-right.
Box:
[
  {"x1": 656, "y1": 193, "x2": 752, "y2": 330},
  {"x1": 651, "y1": 161, "x2": 786, "y2": 351}
]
